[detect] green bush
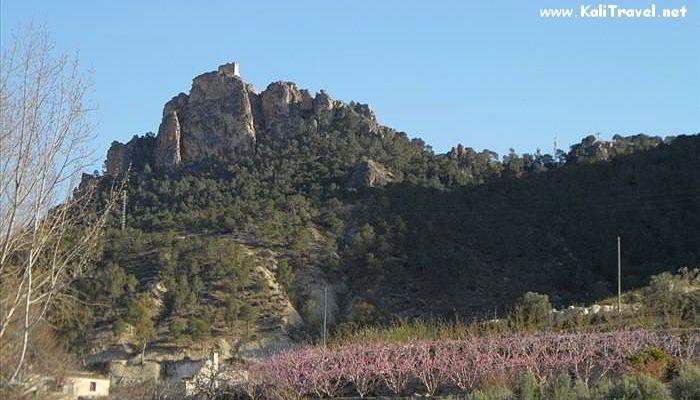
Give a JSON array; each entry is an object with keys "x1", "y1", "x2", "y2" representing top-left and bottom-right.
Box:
[
  {"x1": 606, "y1": 374, "x2": 672, "y2": 400},
  {"x1": 468, "y1": 386, "x2": 513, "y2": 400},
  {"x1": 626, "y1": 347, "x2": 673, "y2": 380},
  {"x1": 169, "y1": 317, "x2": 188, "y2": 340},
  {"x1": 572, "y1": 379, "x2": 590, "y2": 400},
  {"x1": 351, "y1": 301, "x2": 378, "y2": 325},
  {"x1": 543, "y1": 373, "x2": 573, "y2": 400},
  {"x1": 188, "y1": 317, "x2": 211, "y2": 341},
  {"x1": 642, "y1": 268, "x2": 700, "y2": 328},
  {"x1": 510, "y1": 292, "x2": 552, "y2": 330},
  {"x1": 587, "y1": 377, "x2": 614, "y2": 400},
  {"x1": 514, "y1": 371, "x2": 538, "y2": 400},
  {"x1": 112, "y1": 318, "x2": 126, "y2": 338},
  {"x1": 223, "y1": 296, "x2": 242, "y2": 328},
  {"x1": 671, "y1": 361, "x2": 700, "y2": 400},
  {"x1": 275, "y1": 259, "x2": 294, "y2": 290},
  {"x1": 238, "y1": 303, "x2": 258, "y2": 337}
]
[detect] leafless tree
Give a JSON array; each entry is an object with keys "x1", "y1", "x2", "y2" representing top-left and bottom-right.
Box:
[{"x1": 0, "y1": 25, "x2": 121, "y2": 384}]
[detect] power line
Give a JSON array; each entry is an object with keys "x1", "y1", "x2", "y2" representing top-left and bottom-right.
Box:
[
  {"x1": 323, "y1": 285, "x2": 328, "y2": 349},
  {"x1": 617, "y1": 236, "x2": 622, "y2": 314}
]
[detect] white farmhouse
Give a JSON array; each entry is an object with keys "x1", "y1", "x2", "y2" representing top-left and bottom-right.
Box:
[{"x1": 58, "y1": 372, "x2": 110, "y2": 399}]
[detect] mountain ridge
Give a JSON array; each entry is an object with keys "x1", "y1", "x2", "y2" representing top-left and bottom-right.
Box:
[{"x1": 73, "y1": 62, "x2": 699, "y2": 382}]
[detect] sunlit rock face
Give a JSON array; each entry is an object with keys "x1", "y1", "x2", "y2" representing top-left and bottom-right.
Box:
[
  {"x1": 148, "y1": 69, "x2": 253, "y2": 168},
  {"x1": 260, "y1": 81, "x2": 314, "y2": 137},
  {"x1": 154, "y1": 110, "x2": 181, "y2": 167}
]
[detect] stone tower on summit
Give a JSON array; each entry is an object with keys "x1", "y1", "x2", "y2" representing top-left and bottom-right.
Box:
[{"x1": 218, "y1": 62, "x2": 240, "y2": 78}]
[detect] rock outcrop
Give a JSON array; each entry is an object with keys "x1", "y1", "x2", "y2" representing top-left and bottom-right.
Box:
[
  {"x1": 347, "y1": 159, "x2": 396, "y2": 187},
  {"x1": 260, "y1": 81, "x2": 314, "y2": 137},
  {"x1": 567, "y1": 134, "x2": 664, "y2": 164},
  {"x1": 177, "y1": 66, "x2": 257, "y2": 162},
  {"x1": 155, "y1": 111, "x2": 182, "y2": 167},
  {"x1": 105, "y1": 141, "x2": 130, "y2": 176},
  {"x1": 104, "y1": 134, "x2": 156, "y2": 176},
  {"x1": 104, "y1": 62, "x2": 387, "y2": 173}
]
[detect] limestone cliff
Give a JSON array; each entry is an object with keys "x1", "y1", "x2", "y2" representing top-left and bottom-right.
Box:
[
  {"x1": 104, "y1": 62, "x2": 386, "y2": 174},
  {"x1": 105, "y1": 141, "x2": 130, "y2": 176},
  {"x1": 260, "y1": 81, "x2": 314, "y2": 137},
  {"x1": 176, "y1": 65, "x2": 257, "y2": 162},
  {"x1": 155, "y1": 111, "x2": 182, "y2": 167}
]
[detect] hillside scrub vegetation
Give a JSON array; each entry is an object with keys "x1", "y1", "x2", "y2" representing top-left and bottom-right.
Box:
[{"x1": 60, "y1": 132, "x2": 700, "y2": 355}]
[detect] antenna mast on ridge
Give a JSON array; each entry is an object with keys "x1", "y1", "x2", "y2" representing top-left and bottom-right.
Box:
[{"x1": 121, "y1": 190, "x2": 127, "y2": 230}]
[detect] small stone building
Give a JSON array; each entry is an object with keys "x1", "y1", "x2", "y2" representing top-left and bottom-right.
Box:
[{"x1": 59, "y1": 372, "x2": 110, "y2": 399}]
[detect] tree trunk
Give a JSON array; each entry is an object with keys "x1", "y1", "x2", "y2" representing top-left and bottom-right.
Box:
[
  {"x1": 141, "y1": 342, "x2": 146, "y2": 365},
  {"x1": 9, "y1": 264, "x2": 32, "y2": 383}
]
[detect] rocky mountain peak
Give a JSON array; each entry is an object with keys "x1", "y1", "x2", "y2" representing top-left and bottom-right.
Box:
[{"x1": 104, "y1": 62, "x2": 384, "y2": 175}]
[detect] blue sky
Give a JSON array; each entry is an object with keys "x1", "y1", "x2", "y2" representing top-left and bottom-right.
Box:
[{"x1": 2, "y1": 0, "x2": 699, "y2": 164}]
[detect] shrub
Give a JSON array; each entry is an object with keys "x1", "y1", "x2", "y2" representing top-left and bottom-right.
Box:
[
  {"x1": 588, "y1": 377, "x2": 614, "y2": 400},
  {"x1": 188, "y1": 317, "x2": 210, "y2": 341},
  {"x1": 238, "y1": 303, "x2": 258, "y2": 337},
  {"x1": 125, "y1": 294, "x2": 156, "y2": 361},
  {"x1": 302, "y1": 299, "x2": 321, "y2": 332},
  {"x1": 169, "y1": 317, "x2": 188, "y2": 340},
  {"x1": 223, "y1": 296, "x2": 242, "y2": 328},
  {"x1": 670, "y1": 361, "x2": 700, "y2": 400},
  {"x1": 275, "y1": 259, "x2": 294, "y2": 290},
  {"x1": 112, "y1": 318, "x2": 126, "y2": 338},
  {"x1": 572, "y1": 379, "x2": 590, "y2": 400},
  {"x1": 351, "y1": 301, "x2": 378, "y2": 325},
  {"x1": 511, "y1": 292, "x2": 552, "y2": 329},
  {"x1": 542, "y1": 373, "x2": 572, "y2": 400},
  {"x1": 514, "y1": 371, "x2": 538, "y2": 400},
  {"x1": 607, "y1": 374, "x2": 672, "y2": 400},
  {"x1": 642, "y1": 268, "x2": 700, "y2": 328},
  {"x1": 468, "y1": 386, "x2": 513, "y2": 400},
  {"x1": 560, "y1": 311, "x2": 592, "y2": 330},
  {"x1": 626, "y1": 347, "x2": 673, "y2": 380}
]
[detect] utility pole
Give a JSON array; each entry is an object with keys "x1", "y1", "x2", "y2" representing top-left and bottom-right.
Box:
[
  {"x1": 322, "y1": 286, "x2": 328, "y2": 348},
  {"x1": 121, "y1": 191, "x2": 127, "y2": 230},
  {"x1": 617, "y1": 236, "x2": 621, "y2": 314}
]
